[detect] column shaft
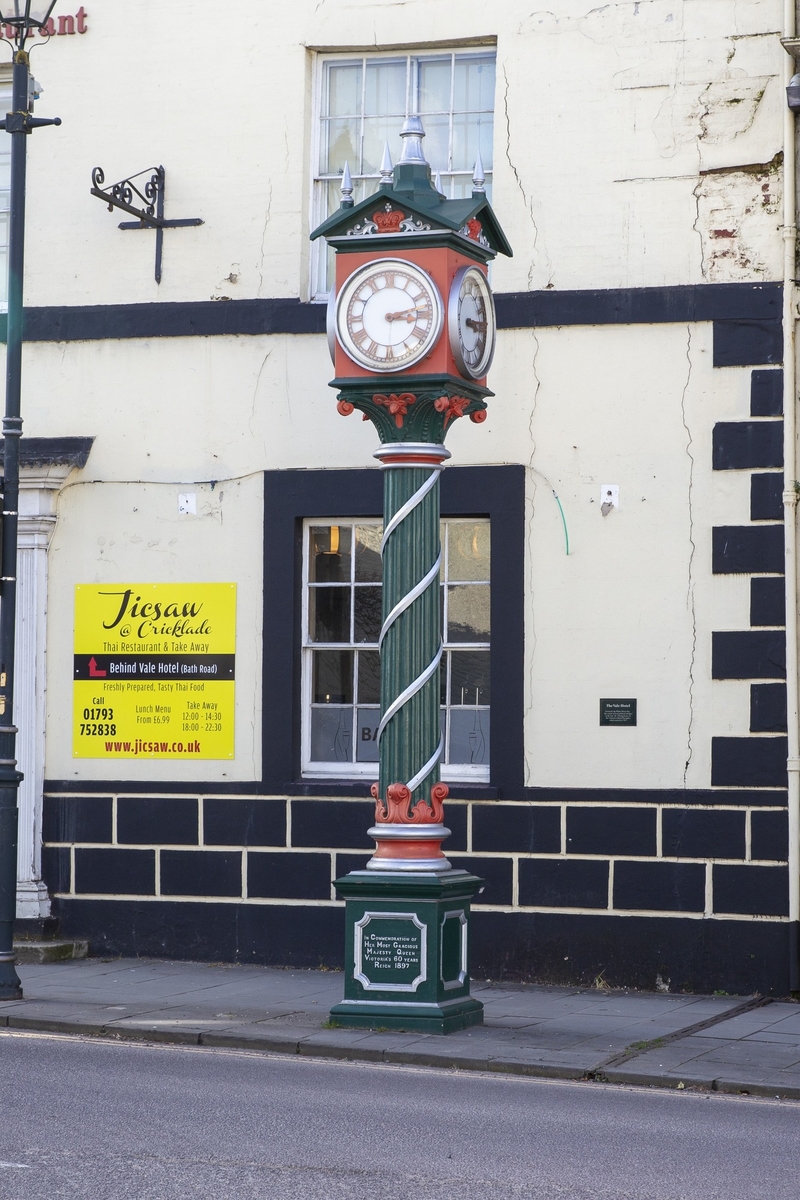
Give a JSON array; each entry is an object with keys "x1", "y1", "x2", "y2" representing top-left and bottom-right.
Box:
[{"x1": 379, "y1": 464, "x2": 441, "y2": 804}]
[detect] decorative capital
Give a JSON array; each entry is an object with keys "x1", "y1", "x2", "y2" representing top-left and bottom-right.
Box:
[
  {"x1": 332, "y1": 376, "x2": 492, "y2": 443},
  {"x1": 372, "y1": 781, "x2": 449, "y2": 825}
]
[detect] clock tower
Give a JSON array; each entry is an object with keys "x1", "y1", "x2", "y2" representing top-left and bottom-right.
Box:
[{"x1": 311, "y1": 118, "x2": 512, "y2": 1035}]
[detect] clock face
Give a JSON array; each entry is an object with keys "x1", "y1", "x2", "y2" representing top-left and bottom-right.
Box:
[
  {"x1": 335, "y1": 259, "x2": 444, "y2": 372},
  {"x1": 448, "y1": 266, "x2": 496, "y2": 380}
]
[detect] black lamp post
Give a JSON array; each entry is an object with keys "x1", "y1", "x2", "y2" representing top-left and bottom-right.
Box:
[{"x1": 0, "y1": 0, "x2": 59, "y2": 1000}]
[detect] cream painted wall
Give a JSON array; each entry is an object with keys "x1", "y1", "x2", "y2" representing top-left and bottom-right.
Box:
[
  {"x1": 45, "y1": 475, "x2": 263, "y2": 781},
  {"x1": 16, "y1": 0, "x2": 784, "y2": 307},
  {"x1": 517, "y1": 321, "x2": 767, "y2": 789},
  {"x1": 36, "y1": 318, "x2": 764, "y2": 791},
  {"x1": 17, "y1": 0, "x2": 786, "y2": 792}
]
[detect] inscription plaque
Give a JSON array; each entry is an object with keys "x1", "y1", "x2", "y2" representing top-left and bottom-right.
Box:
[
  {"x1": 354, "y1": 911, "x2": 427, "y2": 992},
  {"x1": 600, "y1": 698, "x2": 637, "y2": 726}
]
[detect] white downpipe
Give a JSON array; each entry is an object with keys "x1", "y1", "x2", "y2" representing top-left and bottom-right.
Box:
[{"x1": 782, "y1": 0, "x2": 799, "y2": 990}]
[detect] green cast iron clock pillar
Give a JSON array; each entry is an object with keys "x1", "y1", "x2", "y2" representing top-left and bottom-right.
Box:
[{"x1": 311, "y1": 117, "x2": 512, "y2": 1034}]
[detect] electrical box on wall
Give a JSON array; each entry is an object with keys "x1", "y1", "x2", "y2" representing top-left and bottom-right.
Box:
[{"x1": 600, "y1": 484, "x2": 619, "y2": 516}]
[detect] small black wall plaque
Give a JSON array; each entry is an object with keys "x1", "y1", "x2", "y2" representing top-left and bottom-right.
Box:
[{"x1": 600, "y1": 698, "x2": 637, "y2": 726}]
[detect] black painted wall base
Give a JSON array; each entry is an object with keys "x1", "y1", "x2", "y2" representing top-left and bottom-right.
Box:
[{"x1": 52, "y1": 899, "x2": 795, "y2": 996}]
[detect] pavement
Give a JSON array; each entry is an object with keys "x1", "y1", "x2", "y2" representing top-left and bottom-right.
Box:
[{"x1": 2, "y1": 958, "x2": 800, "y2": 1100}]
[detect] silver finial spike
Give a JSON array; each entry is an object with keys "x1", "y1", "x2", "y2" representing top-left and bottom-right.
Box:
[
  {"x1": 472, "y1": 150, "x2": 486, "y2": 193},
  {"x1": 399, "y1": 115, "x2": 428, "y2": 164},
  {"x1": 434, "y1": 170, "x2": 444, "y2": 195},
  {"x1": 379, "y1": 141, "x2": 393, "y2": 183},
  {"x1": 340, "y1": 161, "x2": 354, "y2": 206}
]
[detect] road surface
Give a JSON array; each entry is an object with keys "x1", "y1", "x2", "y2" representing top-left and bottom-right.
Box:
[{"x1": 0, "y1": 1030, "x2": 797, "y2": 1198}]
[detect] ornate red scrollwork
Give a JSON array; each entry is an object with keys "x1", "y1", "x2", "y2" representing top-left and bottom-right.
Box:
[
  {"x1": 372, "y1": 780, "x2": 449, "y2": 824},
  {"x1": 470, "y1": 408, "x2": 488, "y2": 423},
  {"x1": 337, "y1": 399, "x2": 355, "y2": 416},
  {"x1": 434, "y1": 395, "x2": 470, "y2": 429},
  {"x1": 373, "y1": 392, "x2": 417, "y2": 428},
  {"x1": 372, "y1": 206, "x2": 406, "y2": 232},
  {"x1": 466, "y1": 218, "x2": 483, "y2": 241}
]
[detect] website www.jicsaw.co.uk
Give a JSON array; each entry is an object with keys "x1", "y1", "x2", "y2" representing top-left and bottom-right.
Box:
[{"x1": 104, "y1": 739, "x2": 201, "y2": 755}]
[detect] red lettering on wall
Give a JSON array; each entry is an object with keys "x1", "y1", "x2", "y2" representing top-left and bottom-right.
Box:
[
  {"x1": 30, "y1": 11, "x2": 88, "y2": 36},
  {"x1": 1, "y1": 12, "x2": 88, "y2": 40}
]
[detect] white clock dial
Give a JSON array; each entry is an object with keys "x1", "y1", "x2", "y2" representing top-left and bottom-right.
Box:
[
  {"x1": 336, "y1": 259, "x2": 444, "y2": 373},
  {"x1": 448, "y1": 266, "x2": 496, "y2": 380}
]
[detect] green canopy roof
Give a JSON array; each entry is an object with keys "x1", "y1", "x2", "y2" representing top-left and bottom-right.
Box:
[{"x1": 310, "y1": 118, "x2": 512, "y2": 260}]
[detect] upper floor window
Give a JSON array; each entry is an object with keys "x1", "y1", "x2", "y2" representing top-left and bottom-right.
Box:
[{"x1": 311, "y1": 49, "x2": 496, "y2": 299}]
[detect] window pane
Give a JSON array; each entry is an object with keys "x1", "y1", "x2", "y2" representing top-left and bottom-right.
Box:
[
  {"x1": 312, "y1": 649, "x2": 354, "y2": 704},
  {"x1": 327, "y1": 63, "x2": 362, "y2": 117},
  {"x1": 363, "y1": 116, "x2": 402, "y2": 174},
  {"x1": 364, "y1": 59, "x2": 406, "y2": 116},
  {"x1": 448, "y1": 174, "x2": 493, "y2": 201},
  {"x1": 310, "y1": 587, "x2": 351, "y2": 643},
  {"x1": 448, "y1": 522, "x2": 490, "y2": 581},
  {"x1": 447, "y1": 584, "x2": 490, "y2": 642},
  {"x1": 440, "y1": 653, "x2": 448, "y2": 705},
  {"x1": 355, "y1": 525, "x2": 383, "y2": 582},
  {"x1": 310, "y1": 706, "x2": 354, "y2": 762},
  {"x1": 449, "y1": 707, "x2": 489, "y2": 765},
  {"x1": 354, "y1": 585, "x2": 382, "y2": 643},
  {"x1": 322, "y1": 177, "x2": 343, "y2": 217},
  {"x1": 453, "y1": 57, "x2": 496, "y2": 112},
  {"x1": 420, "y1": 112, "x2": 449, "y2": 176},
  {"x1": 320, "y1": 117, "x2": 360, "y2": 175},
  {"x1": 450, "y1": 650, "x2": 490, "y2": 706},
  {"x1": 417, "y1": 57, "x2": 451, "y2": 114},
  {"x1": 357, "y1": 649, "x2": 381, "y2": 703},
  {"x1": 309, "y1": 525, "x2": 351, "y2": 583},
  {"x1": 356, "y1": 707, "x2": 380, "y2": 761},
  {"x1": 452, "y1": 114, "x2": 493, "y2": 172}
]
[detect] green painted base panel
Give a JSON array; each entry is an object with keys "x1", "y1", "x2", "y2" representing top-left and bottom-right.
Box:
[
  {"x1": 332, "y1": 869, "x2": 485, "y2": 1035},
  {"x1": 329, "y1": 997, "x2": 484, "y2": 1035}
]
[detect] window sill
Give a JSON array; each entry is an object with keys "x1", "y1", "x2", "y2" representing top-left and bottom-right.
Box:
[{"x1": 289, "y1": 779, "x2": 499, "y2": 800}]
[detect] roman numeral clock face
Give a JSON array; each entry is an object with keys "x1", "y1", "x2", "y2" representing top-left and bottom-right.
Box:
[
  {"x1": 448, "y1": 265, "x2": 496, "y2": 380},
  {"x1": 335, "y1": 259, "x2": 444, "y2": 372}
]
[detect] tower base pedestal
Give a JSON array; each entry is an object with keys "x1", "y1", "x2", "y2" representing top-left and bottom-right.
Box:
[{"x1": 330, "y1": 869, "x2": 484, "y2": 1035}]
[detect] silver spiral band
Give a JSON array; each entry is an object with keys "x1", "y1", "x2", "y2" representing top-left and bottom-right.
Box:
[
  {"x1": 378, "y1": 551, "x2": 441, "y2": 650},
  {"x1": 406, "y1": 735, "x2": 445, "y2": 794},
  {"x1": 380, "y1": 469, "x2": 441, "y2": 552},
  {"x1": 376, "y1": 643, "x2": 443, "y2": 747},
  {"x1": 376, "y1": 450, "x2": 447, "y2": 793}
]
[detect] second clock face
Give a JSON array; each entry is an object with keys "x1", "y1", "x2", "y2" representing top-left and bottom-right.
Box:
[
  {"x1": 448, "y1": 265, "x2": 496, "y2": 380},
  {"x1": 336, "y1": 259, "x2": 444, "y2": 372}
]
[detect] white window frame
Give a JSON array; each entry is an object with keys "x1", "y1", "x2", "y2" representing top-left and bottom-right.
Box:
[
  {"x1": 309, "y1": 46, "x2": 497, "y2": 301},
  {"x1": 301, "y1": 517, "x2": 490, "y2": 784}
]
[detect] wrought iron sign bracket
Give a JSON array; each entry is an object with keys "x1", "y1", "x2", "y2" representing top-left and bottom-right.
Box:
[{"x1": 90, "y1": 165, "x2": 203, "y2": 283}]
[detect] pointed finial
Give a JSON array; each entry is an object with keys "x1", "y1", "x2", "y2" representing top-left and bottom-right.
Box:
[
  {"x1": 472, "y1": 150, "x2": 486, "y2": 194},
  {"x1": 399, "y1": 115, "x2": 428, "y2": 164},
  {"x1": 340, "y1": 161, "x2": 354, "y2": 207},
  {"x1": 434, "y1": 170, "x2": 444, "y2": 195},
  {"x1": 379, "y1": 142, "x2": 394, "y2": 184}
]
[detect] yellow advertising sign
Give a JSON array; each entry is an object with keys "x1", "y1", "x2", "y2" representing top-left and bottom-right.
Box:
[{"x1": 73, "y1": 583, "x2": 236, "y2": 759}]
